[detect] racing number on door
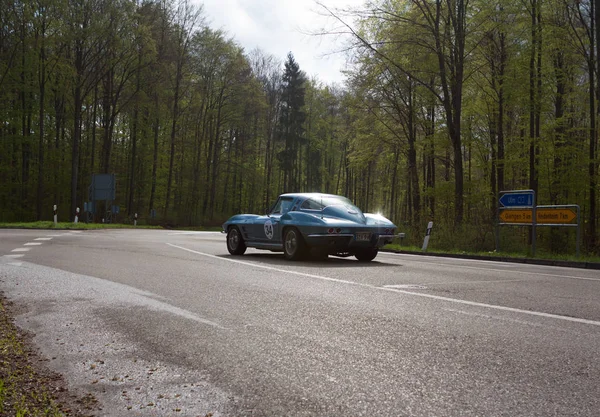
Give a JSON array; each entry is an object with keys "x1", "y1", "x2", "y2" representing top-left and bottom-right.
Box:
[{"x1": 264, "y1": 219, "x2": 274, "y2": 239}]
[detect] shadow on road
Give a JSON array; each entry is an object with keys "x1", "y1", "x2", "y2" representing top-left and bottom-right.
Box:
[{"x1": 216, "y1": 253, "x2": 398, "y2": 269}]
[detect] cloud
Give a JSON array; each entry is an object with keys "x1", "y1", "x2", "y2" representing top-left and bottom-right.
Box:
[{"x1": 196, "y1": 0, "x2": 363, "y2": 85}]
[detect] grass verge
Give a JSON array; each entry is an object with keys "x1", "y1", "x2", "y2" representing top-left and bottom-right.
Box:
[
  {"x1": 0, "y1": 221, "x2": 161, "y2": 230},
  {"x1": 0, "y1": 222, "x2": 226, "y2": 231},
  {"x1": 383, "y1": 244, "x2": 600, "y2": 264}
]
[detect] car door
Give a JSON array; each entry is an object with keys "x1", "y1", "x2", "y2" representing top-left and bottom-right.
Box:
[
  {"x1": 246, "y1": 198, "x2": 280, "y2": 244},
  {"x1": 251, "y1": 197, "x2": 293, "y2": 245}
]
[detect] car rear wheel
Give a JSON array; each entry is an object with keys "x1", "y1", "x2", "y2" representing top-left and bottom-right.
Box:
[
  {"x1": 283, "y1": 227, "x2": 307, "y2": 260},
  {"x1": 355, "y1": 248, "x2": 378, "y2": 262},
  {"x1": 227, "y1": 226, "x2": 247, "y2": 255}
]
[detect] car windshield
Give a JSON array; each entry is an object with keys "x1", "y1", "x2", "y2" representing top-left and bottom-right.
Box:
[{"x1": 301, "y1": 196, "x2": 359, "y2": 212}]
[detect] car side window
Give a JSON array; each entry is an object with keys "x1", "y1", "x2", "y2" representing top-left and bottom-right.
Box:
[
  {"x1": 301, "y1": 198, "x2": 323, "y2": 210},
  {"x1": 270, "y1": 199, "x2": 283, "y2": 214},
  {"x1": 270, "y1": 198, "x2": 294, "y2": 214},
  {"x1": 280, "y1": 199, "x2": 293, "y2": 213}
]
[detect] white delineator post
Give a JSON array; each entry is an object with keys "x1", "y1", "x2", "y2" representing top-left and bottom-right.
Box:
[
  {"x1": 134, "y1": 213, "x2": 138, "y2": 227},
  {"x1": 422, "y1": 221, "x2": 433, "y2": 251},
  {"x1": 53, "y1": 205, "x2": 57, "y2": 225},
  {"x1": 398, "y1": 232, "x2": 406, "y2": 248},
  {"x1": 74, "y1": 207, "x2": 79, "y2": 224}
]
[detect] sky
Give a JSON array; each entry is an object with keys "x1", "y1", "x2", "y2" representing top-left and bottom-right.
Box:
[{"x1": 196, "y1": 0, "x2": 364, "y2": 85}]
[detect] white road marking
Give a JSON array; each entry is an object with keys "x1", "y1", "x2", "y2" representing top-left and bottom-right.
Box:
[
  {"x1": 24, "y1": 242, "x2": 42, "y2": 246},
  {"x1": 384, "y1": 284, "x2": 428, "y2": 289},
  {"x1": 168, "y1": 231, "x2": 223, "y2": 235},
  {"x1": 382, "y1": 252, "x2": 522, "y2": 266},
  {"x1": 167, "y1": 243, "x2": 366, "y2": 287},
  {"x1": 8, "y1": 262, "x2": 23, "y2": 266},
  {"x1": 4, "y1": 254, "x2": 24, "y2": 258},
  {"x1": 46, "y1": 234, "x2": 63, "y2": 237},
  {"x1": 34, "y1": 237, "x2": 52, "y2": 241},
  {"x1": 11, "y1": 248, "x2": 31, "y2": 252},
  {"x1": 440, "y1": 307, "x2": 578, "y2": 333},
  {"x1": 380, "y1": 287, "x2": 600, "y2": 327},
  {"x1": 167, "y1": 243, "x2": 600, "y2": 328},
  {"x1": 379, "y1": 252, "x2": 600, "y2": 282},
  {"x1": 150, "y1": 303, "x2": 227, "y2": 329},
  {"x1": 420, "y1": 278, "x2": 528, "y2": 286}
]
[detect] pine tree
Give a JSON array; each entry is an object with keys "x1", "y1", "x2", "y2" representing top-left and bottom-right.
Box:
[{"x1": 278, "y1": 52, "x2": 306, "y2": 192}]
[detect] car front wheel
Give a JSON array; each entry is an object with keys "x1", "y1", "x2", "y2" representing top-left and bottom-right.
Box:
[
  {"x1": 283, "y1": 227, "x2": 307, "y2": 260},
  {"x1": 355, "y1": 248, "x2": 378, "y2": 262},
  {"x1": 227, "y1": 226, "x2": 247, "y2": 255}
]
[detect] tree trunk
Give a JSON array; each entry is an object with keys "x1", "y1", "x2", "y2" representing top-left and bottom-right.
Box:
[
  {"x1": 165, "y1": 55, "x2": 182, "y2": 218},
  {"x1": 498, "y1": 31, "x2": 506, "y2": 192},
  {"x1": 148, "y1": 98, "x2": 159, "y2": 215},
  {"x1": 434, "y1": 0, "x2": 464, "y2": 224},
  {"x1": 591, "y1": 0, "x2": 599, "y2": 248},
  {"x1": 71, "y1": 84, "x2": 82, "y2": 221},
  {"x1": 36, "y1": 29, "x2": 46, "y2": 220}
]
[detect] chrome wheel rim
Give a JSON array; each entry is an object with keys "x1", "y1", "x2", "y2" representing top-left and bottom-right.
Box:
[
  {"x1": 228, "y1": 229, "x2": 239, "y2": 250},
  {"x1": 285, "y1": 230, "x2": 297, "y2": 255}
]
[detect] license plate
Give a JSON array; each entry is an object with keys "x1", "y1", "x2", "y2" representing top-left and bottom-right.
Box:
[{"x1": 355, "y1": 232, "x2": 371, "y2": 241}]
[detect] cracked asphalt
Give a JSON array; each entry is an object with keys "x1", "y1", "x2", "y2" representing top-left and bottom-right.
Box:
[{"x1": 0, "y1": 228, "x2": 599, "y2": 416}]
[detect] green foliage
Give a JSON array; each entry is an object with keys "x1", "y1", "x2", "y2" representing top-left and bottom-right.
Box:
[{"x1": 0, "y1": 0, "x2": 598, "y2": 255}]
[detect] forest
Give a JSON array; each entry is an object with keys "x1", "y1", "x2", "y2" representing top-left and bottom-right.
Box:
[{"x1": 0, "y1": 0, "x2": 599, "y2": 255}]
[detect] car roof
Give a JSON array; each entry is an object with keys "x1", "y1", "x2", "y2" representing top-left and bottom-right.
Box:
[{"x1": 279, "y1": 193, "x2": 346, "y2": 200}]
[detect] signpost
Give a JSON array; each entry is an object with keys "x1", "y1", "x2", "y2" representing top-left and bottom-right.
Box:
[
  {"x1": 497, "y1": 189, "x2": 580, "y2": 257},
  {"x1": 497, "y1": 190, "x2": 536, "y2": 255},
  {"x1": 87, "y1": 174, "x2": 116, "y2": 224}
]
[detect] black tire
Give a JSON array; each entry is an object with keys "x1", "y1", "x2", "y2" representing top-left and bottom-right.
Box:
[
  {"x1": 283, "y1": 227, "x2": 307, "y2": 261},
  {"x1": 227, "y1": 226, "x2": 247, "y2": 255},
  {"x1": 355, "y1": 248, "x2": 378, "y2": 262}
]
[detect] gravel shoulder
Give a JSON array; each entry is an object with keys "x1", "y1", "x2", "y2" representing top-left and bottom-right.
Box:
[{"x1": 0, "y1": 292, "x2": 99, "y2": 417}]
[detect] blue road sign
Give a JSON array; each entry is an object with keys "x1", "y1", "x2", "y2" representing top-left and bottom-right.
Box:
[{"x1": 499, "y1": 192, "x2": 534, "y2": 208}]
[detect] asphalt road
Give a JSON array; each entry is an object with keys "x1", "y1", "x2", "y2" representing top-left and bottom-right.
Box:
[{"x1": 0, "y1": 228, "x2": 599, "y2": 416}]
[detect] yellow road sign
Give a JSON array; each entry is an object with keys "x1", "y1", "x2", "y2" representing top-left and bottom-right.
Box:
[
  {"x1": 536, "y1": 208, "x2": 577, "y2": 224},
  {"x1": 499, "y1": 210, "x2": 532, "y2": 223},
  {"x1": 499, "y1": 208, "x2": 577, "y2": 224}
]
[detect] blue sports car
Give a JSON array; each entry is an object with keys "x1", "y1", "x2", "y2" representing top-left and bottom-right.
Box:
[{"x1": 222, "y1": 193, "x2": 397, "y2": 261}]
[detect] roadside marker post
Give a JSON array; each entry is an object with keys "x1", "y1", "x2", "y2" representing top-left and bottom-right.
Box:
[
  {"x1": 422, "y1": 222, "x2": 433, "y2": 251},
  {"x1": 53, "y1": 205, "x2": 57, "y2": 225},
  {"x1": 397, "y1": 232, "x2": 406, "y2": 248},
  {"x1": 74, "y1": 207, "x2": 79, "y2": 224},
  {"x1": 134, "y1": 213, "x2": 138, "y2": 227}
]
